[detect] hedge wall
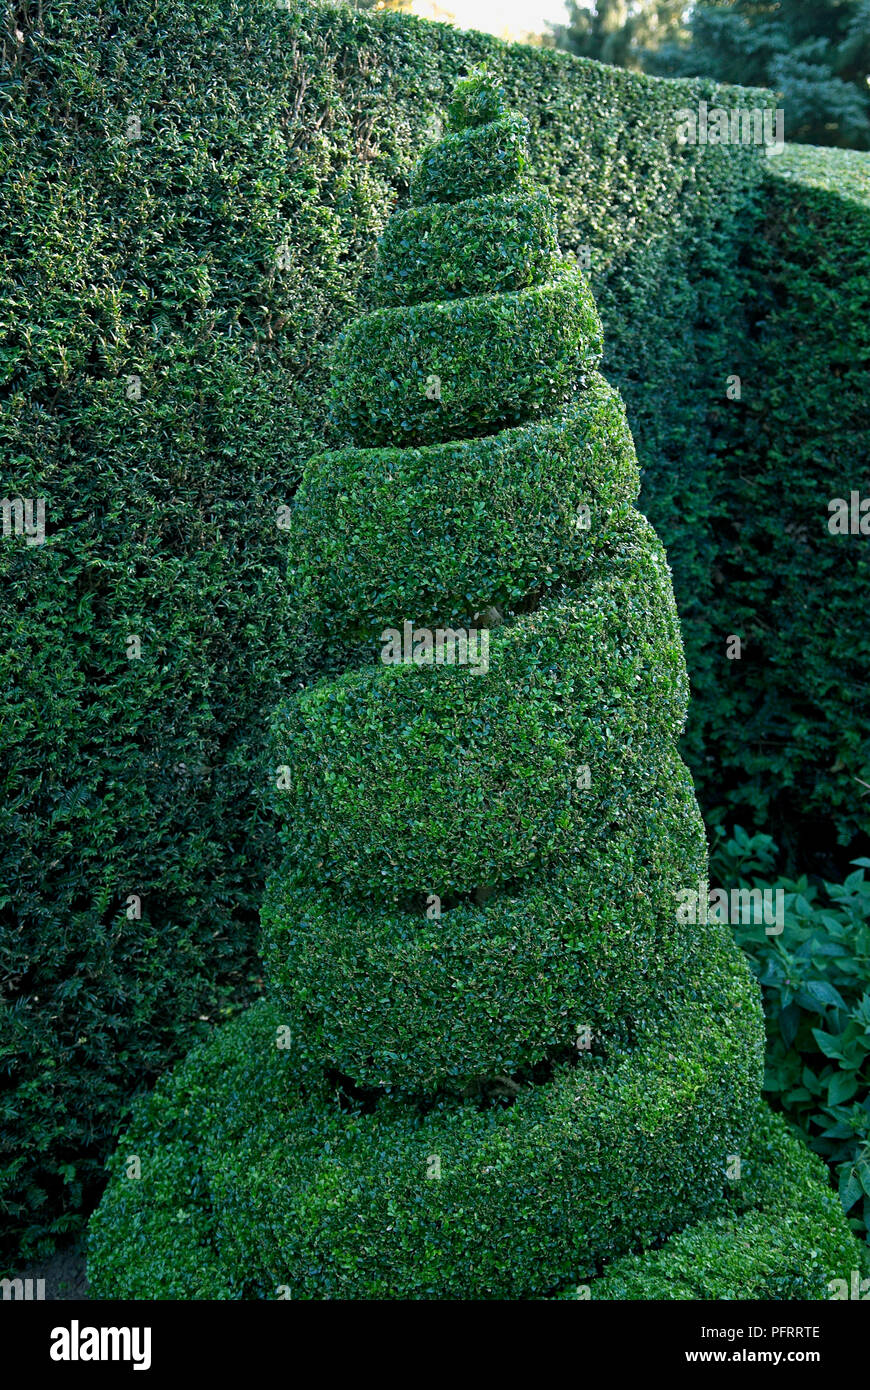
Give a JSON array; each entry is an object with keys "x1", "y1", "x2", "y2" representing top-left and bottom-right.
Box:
[
  {"x1": 686, "y1": 146, "x2": 870, "y2": 867},
  {"x1": 0, "y1": 0, "x2": 823, "y2": 1264}
]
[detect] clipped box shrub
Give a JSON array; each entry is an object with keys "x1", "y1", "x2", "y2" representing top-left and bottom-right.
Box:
[
  {"x1": 5, "y1": 0, "x2": 865, "y2": 1264},
  {"x1": 271, "y1": 513, "x2": 688, "y2": 903},
  {"x1": 1, "y1": 0, "x2": 787, "y2": 1259},
  {"x1": 88, "y1": 76, "x2": 859, "y2": 1300},
  {"x1": 410, "y1": 111, "x2": 531, "y2": 204},
  {"x1": 262, "y1": 748, "x2": 707, "y2": 1096},
  {"x1": 328, "y1": 262, "x2": 602, "y2": 448},
  {"x1": 371, "y1": 186, "x2": 559, "y2": 307},
  {"x1": 290, "y1": 371, "x2": 639, "y2": 670},
  {"x1": 585, "y1": 1104, "x2": 859, "y2": 1300}
]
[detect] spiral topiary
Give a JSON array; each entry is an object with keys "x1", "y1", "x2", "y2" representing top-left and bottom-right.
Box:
[{"x1": 88, "y1": 73, "x2": 859, "y2": 1300}]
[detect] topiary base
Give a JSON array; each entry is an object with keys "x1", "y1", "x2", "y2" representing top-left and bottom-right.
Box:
[{"x1": 87, "y1": 999, "x2": 858, "y2": 1301}]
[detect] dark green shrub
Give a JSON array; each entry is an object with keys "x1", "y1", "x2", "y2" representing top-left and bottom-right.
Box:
[
  {"x1": 371, "y1": 186, "x2": 559, "y2": 307},
  {"x1": 290, "y1": 372, "x2": 639, "y2": 669},
  {"x1": 586, "y1": 1105, "x2": 860, "y2": 1300},
  {"x1": 5, "y1": 0, "x2": 865, "y2": 1263},
  {"x1": 1, "y1": 0, "x2": 375, "y2": 1259},
  {"x1": 409, "y1": 111, "x2": 531, "y2": 204},
  {"x1": 88, "y1": 77, "x2": 858, "y2": 1301},
  {"x1": 271, "y1": 514, "x2": 687, "y2": 902},
  {"x1": 686, "y1": 147, "x2": 870, "y2": 862},
  {"x1": 328, "y1": 262, "x2": 602, "y2": 447},
  {"x1": 262, "y1": 750, "x2": 706, "y2": 1095},
  {"x1": 446, "y1": 67, "x2": 510, "y2": 132},
  {"x1": 711, "y1": 826, "x2": 870, "y2": 1251},
  {"x1": 88, "y1": 936, "x2": 765, "y2": 1302}
]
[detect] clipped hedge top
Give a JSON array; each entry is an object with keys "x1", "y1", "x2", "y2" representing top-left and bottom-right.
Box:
[
  {"x1": 371, "y1": 185, "x2": 560, "y2": 308},
  {"x1": 328, "y1": 260, "x2": 602, "y2": 448},
  {"x1": 272, "y1": 514, "x2": 688, "y2": 901},
  {"x1": 770, "y1": 145, "x2": 870, "y2": 207},
  {"x1": 291, "y1": 373, "x2": 640, "y2": 659}
]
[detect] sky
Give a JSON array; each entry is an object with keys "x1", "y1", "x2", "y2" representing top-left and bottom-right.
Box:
[{"x1": 413, "y1": 0, "x2": 570, "y2": 43}]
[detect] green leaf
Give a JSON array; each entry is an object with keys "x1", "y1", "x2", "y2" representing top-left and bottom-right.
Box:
[
  {"x1": 806, "y1": 979, "x2": 848, "y2": 1011},
  {"x1": 811, "y1": 1028, "x2": 847, "y2": 1060},
  {"x1": 839, "y1": 1167, "x2": 864, "y2": 1213},
  {"x1": 828, "y1": 1072, "x2": 859, "y2": 1106}
]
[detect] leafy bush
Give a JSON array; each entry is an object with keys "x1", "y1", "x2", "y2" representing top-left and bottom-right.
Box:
[
  {"x1": 410, "y1": 109, "x2": 531, "y2": 203},
  {"x1": 711, "y1": 826, "x2": 870, "y2": 1250},
  {"x1": 329, "y1": 262, "x2": 602, "y2": 447},
  {"x1": 371, "y1": 185, "x2": 559, "y2": 307},
  {"x1": 88, "y1": 75, "x2": 858, "y2": 1302},
  {"x1": 271, "y1": 514, "x2": 688, "y2": 902},
  {"x1": 290, "y1": 372, "x2": 638, "y2": 672},
  {"x1": 263, "y1": 750, "x2": 706, "y2": 1095},
  {"x1": 585, "y1": 1100, "x2": 860, "y2": 1299},
  {"x1": 2, "y1": 0, "x2": 774, "y2": 1261},
  {"x1": 3, "y1": 0, "x2": 867, "y2": 1264},
  {"x1": 84, "y1": 961, "x2": 766, "y2": 1302},
  {"x1": 689, "y1": 147, "x2": 870, "y2": 864}
]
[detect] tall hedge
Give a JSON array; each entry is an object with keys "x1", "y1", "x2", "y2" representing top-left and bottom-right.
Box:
[
  {"x1": 684, "y1": 147, "x2": 870, "y2": 865},
  {"x1": 87, "y1": 77, "x2": 859, "y2": 1299},
  {"x1": 3, "y1": 0, "x2": 859, "y2": 1264}
]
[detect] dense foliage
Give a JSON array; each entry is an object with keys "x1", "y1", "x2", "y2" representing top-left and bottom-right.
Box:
[
  {"x1": 554, "y1": 1, "x2": 870, "y2": 151},
  {"x1": 0, "y1": 0, "x2": 773, "y2": 1261},
  {"x1": 551, "y1": 0, "x2": 688, "y2": 71},
  {"x1": 672, "y1": 1, "x2": 870, "y2": 151},
  {"x1": 693, "y1": 145, "x2": 870, "y2": 863},
  {"x1": 2, "y1": 0, "x2": 867, "y2": 1266},
  {"x1": 87, "y1": 72, "x2": 859, "y2": 1302},
  {"x1": 712, "y1": 827, "x2": 870, "y2": 1252}
]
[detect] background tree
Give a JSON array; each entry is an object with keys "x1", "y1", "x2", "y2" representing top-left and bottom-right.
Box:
[
  {"x1": 661, "y1": 1, "x2": 870, "y2": 148},
  {"x1": 351, "y1": 0, "x2": 414, "y2": 11},
  {"x1": 558, "y1": 1, "x2": 870, "y2": 149},
  {"x1": 550, "y1": 0, "x2": 689, "y2": 69}
]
